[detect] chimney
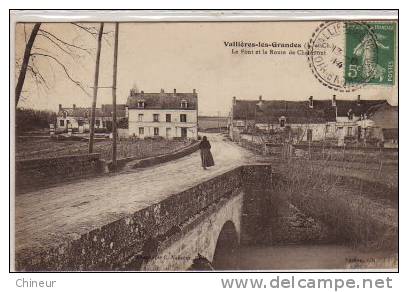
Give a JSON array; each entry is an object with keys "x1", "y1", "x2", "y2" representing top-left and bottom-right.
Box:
[
  {"x1": 193, "y1": 89, "x2": 196, "y2": 94},
  {"x1": 174, "y1": 88, "x2": 176, "y2": 94},
  {"x1": 233, "y1": 96, "x2": 237, "y2": 105},
  {"x1": 259, "y1": 95, "x2": 262, "y2": 101},
  {"x1": 73, "y1": 104, "x2": 76, "y2": 110},
  {"x1": 357, "y1": 95, "x2": 361, "y2": 105},
  {"x1": 332, "y1": 95, "x2": 336, "y2": 107},
  {"x1": 59, "y1": 104, "x2": 62, "y2": 111},
  {"x1": 160, "y1": 88, "x2": 165, "y2": 93},
  {"x1": 309, "y1": 96, "x2": 314, "y2": 108}
]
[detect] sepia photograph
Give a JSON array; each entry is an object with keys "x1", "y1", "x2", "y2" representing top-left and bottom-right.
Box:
[{"x1": 10, "y1": 10, "x2": 398, "y2": 272}]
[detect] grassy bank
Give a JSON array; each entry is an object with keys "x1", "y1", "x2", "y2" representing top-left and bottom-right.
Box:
[{"x1": 275, "y1": 159, "x2": 397, "y2": 251}]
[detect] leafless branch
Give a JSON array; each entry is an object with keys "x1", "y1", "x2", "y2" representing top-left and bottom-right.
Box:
[
  {"x1": 30, "y1": 58, "x2": 50, "y2": 89},
  {"x1": 30, "y1": 52, "x2": 91, "y2": 97},
  {"x1": 38, "y1": 29, "x2": 91, "y2": 55},
  {"x1": 71, "y1": 23, "x2": 113, "y2": 35},
  {"x1": 27, "y1": 64, "x2": 50, "y2": 90},
  {"x1": 37, "y1": 33, "x2": 78, "y2": 59},
  {"x1": 23, "y1": 24, "x2": 27, "y2": 44},
  {"x1": 71, "y1": 23, "x2": 113, "y2": 47}
]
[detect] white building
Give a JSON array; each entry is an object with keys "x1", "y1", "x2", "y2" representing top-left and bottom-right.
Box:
[
  {"x1": 127, "y1": 88, "x2": 198, "y2": 139},
  {"x1": 56, "y1": 104, "x2": 127, "y2": 132}
]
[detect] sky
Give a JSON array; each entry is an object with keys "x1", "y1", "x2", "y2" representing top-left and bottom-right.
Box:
[{"x1": 14, "y1": 21, "x2": 398, "y2": 116}]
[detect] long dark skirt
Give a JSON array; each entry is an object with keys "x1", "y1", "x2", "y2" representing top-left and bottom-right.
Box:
[{"x1": 200, "y1": 148, "x2": 215, "y2": 167}]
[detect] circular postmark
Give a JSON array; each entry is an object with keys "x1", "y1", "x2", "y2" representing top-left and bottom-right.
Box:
[{"x1": 307, "y1": 21, "x2": 379, "y2": 92}]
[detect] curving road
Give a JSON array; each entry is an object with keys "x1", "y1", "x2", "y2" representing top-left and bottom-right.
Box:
[{"x1": 14, "y1": 133, "x2": 256, "y2": 259}]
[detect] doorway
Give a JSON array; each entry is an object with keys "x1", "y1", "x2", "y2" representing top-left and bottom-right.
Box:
[
  {"x1": 181, "y1": 127, "x2": 187, "y2": 138},
  {"x1": 307, "y1": 129, "x2": 313, "y2": 142}
]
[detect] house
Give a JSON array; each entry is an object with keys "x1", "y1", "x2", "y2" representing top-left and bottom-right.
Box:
[
  {"x1": 56, "y1": 104, "x2": 127, "y2": 132},
  {"x1": 358, "y1": 102, "x2": 398, "y2": 148},
  {"x1": 229, "y1": 95, "x2": 397, "y2": 146},
  {"x1": 333, "y1": 95, "x2": 388, "y2": 145},
  {"x1": 126, "y1": 88, "x2": 198, "y2": 139},
  {"x1": 228, "y1": 95, "x2": 337, "y2": 143}
]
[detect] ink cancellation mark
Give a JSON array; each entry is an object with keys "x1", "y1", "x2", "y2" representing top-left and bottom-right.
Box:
[{"x1": 307, "y1": 21, "x2": 395, "y2": 92}]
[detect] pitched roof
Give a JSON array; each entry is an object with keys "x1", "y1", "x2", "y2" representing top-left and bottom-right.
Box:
[
  {"x1": 233, "y1": 99, "x2": 336, "y2": 124},
  {"x1": 335, "y1": 100, "x2": 388, "y2": 117},
  {"x1": 126, "y1": 92, "x2": 197, "y2": 110},
  {"x1": 232, "y1": 98, "x2": 392, "y2": 124},
  {"x1": 59, "y1": 104, "x2": 127, "y2": 118},
  {"x1": 101, "y1": 104, "x2": 127, "y2": 118},
  {"x1": 367, "y1": 103, "x2": 398, "y2": 129}
]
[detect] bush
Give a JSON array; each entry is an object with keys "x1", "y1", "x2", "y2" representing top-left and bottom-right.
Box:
[{"x1": 16, "y1": 108, "x2": 56, "y2": 134}]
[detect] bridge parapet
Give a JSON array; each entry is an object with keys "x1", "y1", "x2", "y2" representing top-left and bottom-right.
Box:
[{"x1": 16, "y1": 164, "x2": 273, "y2": 271}]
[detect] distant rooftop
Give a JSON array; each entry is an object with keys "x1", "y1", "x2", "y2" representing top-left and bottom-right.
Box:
[
  {"x1": 58, "y1": 104, "x2": 127, "y2": 118},
  {"x1": 126, "y1": 89, "x2": 197, "y2": 110},
  {"x1": 232, "y1": 96, "x2": 390, "y2": 124}
]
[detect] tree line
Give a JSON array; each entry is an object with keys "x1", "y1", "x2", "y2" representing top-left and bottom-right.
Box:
[{"x1": 16, "y1": 108, "x2": 56, "y2": 134}]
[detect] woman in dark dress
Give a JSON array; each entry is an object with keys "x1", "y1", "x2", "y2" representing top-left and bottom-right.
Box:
[{"x1": 199, "y1": 136, "x2": 215, "y2": 170}]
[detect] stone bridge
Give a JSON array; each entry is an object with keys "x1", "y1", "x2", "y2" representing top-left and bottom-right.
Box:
[{"x1": 16, "y1": 164, "x2": 274, "y2": 271}]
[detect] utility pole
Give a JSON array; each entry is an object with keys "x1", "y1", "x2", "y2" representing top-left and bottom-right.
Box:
[
  {"x1": 217, "y1": 111, "x2": 221, "y2": 133},
  {"x1": 88, "y1": 23, "x2": 104, "y2": 154},
  {"x1": 111, "y1": 22, "x2": 119, "y2": 170}
]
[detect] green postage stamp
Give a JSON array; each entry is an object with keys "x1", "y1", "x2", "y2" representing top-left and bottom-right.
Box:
[{"x1": 345, "y1": 22, "x2": 396, "y2": 85}]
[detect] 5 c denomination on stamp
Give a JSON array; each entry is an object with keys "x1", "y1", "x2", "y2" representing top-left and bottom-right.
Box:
[{"x1": 307, "y1": 21, "x2": 396, "y2": 92}]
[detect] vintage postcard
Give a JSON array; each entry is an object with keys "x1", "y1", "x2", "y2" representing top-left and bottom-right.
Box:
[{"x1": 11, "y1": 11, "x2": 398, "y2": 272}]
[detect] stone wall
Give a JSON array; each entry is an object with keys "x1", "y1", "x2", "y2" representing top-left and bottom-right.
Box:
[
  {"x1": 15, "y1": 153, "x2": 103, "y2": 193},
  {"x1": 142, "y1": 193, "x2": 243, "y2": 271},
  {"x1": 107, "y1": 141, "x2": 200, "y2": 171},
  {"x1": 15, "y1": 165, "x2": 249, "y2": 271},
  {"x1": 15, "y1": 164, "x2": 276, "y2": 271}
]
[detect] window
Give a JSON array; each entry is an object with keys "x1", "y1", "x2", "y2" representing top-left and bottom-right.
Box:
[
  {"x1": 60, "y1": 120, "x2": 65, "y2": 127},
  {"x1": 279, "y1": 117, "x2": 286, "y2": 127},
  {"x1": 153, "y1": 114, "x2": 159, "y2": 122},
  {"x1": 154, "y1": 127, "x2": 159, "y2": 136},
  {"x1": 139, "y1": 127, "x2": 144, "y2": 135},
  {"x1": 166, "y1": 114, "x2": 171, "y2": 122},
  {"x1": 180, "y1": 114, "x2": 187, "y2": 123},
  {"x1": 62, "y1": 111, "x2": 67, "y2": 118},
  {"x1": 78, "y1": 119, "x2": 84, "y2": 126},
  {"x1": 325, "y1": 124, "x2": 330, "y2": 133},
  {"x1": 181, "y1": 100, "x2": 188, "y2": 109},
  {"x1": 137, "y1": 101, "x2": 145, "y2": 108},
  {"x1": 138, "y1": 114, "x2": 143, "y2": 122},
  {"x1": 347, "y1": 127, "x2": 353, "y2": 136}
]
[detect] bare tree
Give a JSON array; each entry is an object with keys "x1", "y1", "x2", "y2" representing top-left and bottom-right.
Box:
[
  {"x1": 15, "y1": 23, "x2": 112, "y2": 107},
  {"x1": 15, "y1": 23, "x2": 41, "y2": 106}
]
